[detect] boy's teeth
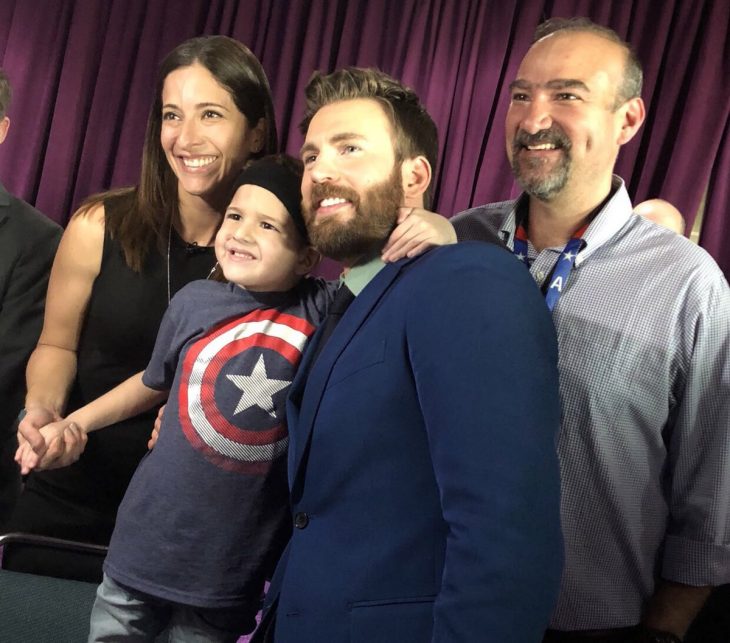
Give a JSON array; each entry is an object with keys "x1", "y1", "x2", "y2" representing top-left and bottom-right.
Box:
[
  {"x1": 231, "y1": 249, "x2": 254, "y2": 259},
  {"x1": 183, "y1": 156, "x2": 216, "y2": 168},
  {"x1": 320, "y1": 197, "x2": 348, "y2": 207}
]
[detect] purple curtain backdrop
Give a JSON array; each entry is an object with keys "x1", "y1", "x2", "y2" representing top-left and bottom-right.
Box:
[
  {"x1": 0, "y1": 0, "x2": 728, "y2": 277},
  {"x1": 701, "y1": 116, "x2": 730, "y2": 278}
]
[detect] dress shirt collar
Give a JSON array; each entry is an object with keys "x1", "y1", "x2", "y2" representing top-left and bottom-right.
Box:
[
  {"x1": 499, "y1": 176, "x2": 633, "y2": 267},
  {"x1": 342, "y1": 255, "x2": 386, "y2": 296}
]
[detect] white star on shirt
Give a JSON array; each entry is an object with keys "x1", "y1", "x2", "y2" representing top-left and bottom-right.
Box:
[
  {"x1": 516, "y1": 252, "x2": 526, "y2": 261},
  {"x1": 227, "y1": 355, "x2": 290, "y2": 418},
  {"x1": 563, "y1": 251, "x2": 576, "y2": 262}
]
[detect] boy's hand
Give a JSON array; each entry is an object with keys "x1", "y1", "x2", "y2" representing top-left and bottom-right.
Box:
[
  {"x1": 148, "y1": 404, "x2": 166, "y2": 450},
  {"x1": 382, "y1": 207, "x2": 457, "y2": 262},
  {"x1": 15, "y1": 441, "x2": 39, "y2": 475},
  {"x1": 44, "y1": 422, "x2": 87, "y2": 470},
  {"x1": 15, "y1": 421, "x2": 87, "y2": 474}
]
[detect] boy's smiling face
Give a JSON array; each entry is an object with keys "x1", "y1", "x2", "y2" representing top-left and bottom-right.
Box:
[{"x1": 215, "y1": 184, "x2": 315, "y2": 292}]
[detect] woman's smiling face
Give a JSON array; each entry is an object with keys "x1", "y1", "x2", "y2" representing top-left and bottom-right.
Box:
[{"x1": 160, "y1": 62, "x2": 262, "y2": 202}]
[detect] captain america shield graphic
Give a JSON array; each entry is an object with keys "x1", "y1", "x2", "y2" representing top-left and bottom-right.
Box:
[{"x1": 178, "y1": 308, "x2": 315, "y2": 475}]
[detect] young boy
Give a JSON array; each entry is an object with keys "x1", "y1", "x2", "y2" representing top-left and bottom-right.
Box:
[{"x1": 17, "y1": 154, "x2": 333, "y2": 642}]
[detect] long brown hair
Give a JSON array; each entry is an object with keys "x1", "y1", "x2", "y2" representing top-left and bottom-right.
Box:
[{"x1": 79, "y1": 36, "x2": 278, "y2": 271}]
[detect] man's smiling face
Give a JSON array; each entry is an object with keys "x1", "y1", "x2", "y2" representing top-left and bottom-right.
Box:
[
  {"x1": 505, "y1": 31, "x2": 630, "y2": 202},
  {"x1": 300, "y1": 98, "x2": 404, "y2": 263}
]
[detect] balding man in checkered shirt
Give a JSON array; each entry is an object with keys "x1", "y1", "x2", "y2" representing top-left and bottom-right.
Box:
[{"x1": 401, "y1": 16, "x2": 730, "y2": 643}]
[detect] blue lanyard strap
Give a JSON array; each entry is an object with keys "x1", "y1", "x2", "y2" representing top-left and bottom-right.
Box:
[
  {"x1": 513, "y1": 223, "x2": 587, "y2": 312},
  {"x1": 513, "y1": 224, "x2": 530, "y2": 267}
]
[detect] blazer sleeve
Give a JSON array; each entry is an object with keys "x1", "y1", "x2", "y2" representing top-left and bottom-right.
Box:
[{"x1": 404, "y1": 243, "x2": 563, "y2": 642}]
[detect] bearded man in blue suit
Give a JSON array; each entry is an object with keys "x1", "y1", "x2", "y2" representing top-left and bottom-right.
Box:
[{"x1": 258, "y1": 68, "x2": 564, "y2": 643}]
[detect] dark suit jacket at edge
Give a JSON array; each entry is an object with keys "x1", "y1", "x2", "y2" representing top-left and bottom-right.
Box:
[
  {"x1": 263, "y1": 242, "x2": 564, "y2": 642},
  {"x1": 0, "y1": 183, "x2": 61, "y2": 436}
]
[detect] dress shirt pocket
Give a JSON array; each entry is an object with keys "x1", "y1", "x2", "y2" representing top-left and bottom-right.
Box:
[{"x1": 349, "y1": 595, "x2": 436, "y2": 643}]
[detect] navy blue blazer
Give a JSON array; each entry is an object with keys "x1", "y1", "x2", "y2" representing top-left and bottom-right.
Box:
[{"x1": 267, "y1": 242, "x2": 563, "y2": 642}]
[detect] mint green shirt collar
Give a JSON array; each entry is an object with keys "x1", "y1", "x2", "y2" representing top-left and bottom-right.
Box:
[{"x1": 342, "y1": 256, "x2": 386, "y2": 296}]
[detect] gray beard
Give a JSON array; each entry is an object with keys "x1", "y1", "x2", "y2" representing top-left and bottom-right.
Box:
[
  {"x1": 510, "y1": 126, "x2": 572, "y2": 201},
  {"x1": 511, "y1": 151, "x2": 571, "y2": 201}
]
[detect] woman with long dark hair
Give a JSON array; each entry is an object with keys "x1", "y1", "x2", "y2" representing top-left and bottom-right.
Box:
[{"x1": 8, "y1": 35, "x2": 278, "y2": 546}]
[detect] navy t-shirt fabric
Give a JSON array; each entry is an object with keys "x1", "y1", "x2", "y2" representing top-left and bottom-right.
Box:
[{"x1": 104, "y1": 277, "x2": 331, "y2": 609}]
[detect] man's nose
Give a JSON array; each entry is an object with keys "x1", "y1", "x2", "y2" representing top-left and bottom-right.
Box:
[
  {"x1": 520, "y1": 98, "x2": 553, "y2": 134},
  {"x1": 309, "y1": 151, "x2": 339, "y2": 183}
]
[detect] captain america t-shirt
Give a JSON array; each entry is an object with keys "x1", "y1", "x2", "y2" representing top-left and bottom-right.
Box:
[{"x1": 104, "y1": 277, "x2": 332, "y2": 609}]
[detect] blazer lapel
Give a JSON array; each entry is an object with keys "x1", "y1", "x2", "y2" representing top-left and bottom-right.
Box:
[
  {"x1": 289, "y1": 259, "x2": 409, "y2": 491},
  {"x1": 0, "y1": 183, "x2": 11, "y2": 223},
  {"x1": 285, "y1": 321, "x2": 325, "y2": 486}
]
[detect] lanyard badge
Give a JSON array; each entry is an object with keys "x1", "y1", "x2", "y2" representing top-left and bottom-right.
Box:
[{"x1": 513, "y1": 223, "x2": 587, "y2": 312}]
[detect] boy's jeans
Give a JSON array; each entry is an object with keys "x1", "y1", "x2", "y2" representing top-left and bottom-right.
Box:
[{"x1": 88, "y1": 573, "x2": 256, "y2": 642}]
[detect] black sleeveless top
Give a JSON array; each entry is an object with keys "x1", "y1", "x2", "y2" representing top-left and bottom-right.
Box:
[{"x1": 17, "y1": 192, "x2": 216, "y2": 543}]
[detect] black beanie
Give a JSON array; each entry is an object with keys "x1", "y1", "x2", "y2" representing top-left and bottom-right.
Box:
[{"x1": 229, "y1": 155, "x2": 308, "y2": 243}]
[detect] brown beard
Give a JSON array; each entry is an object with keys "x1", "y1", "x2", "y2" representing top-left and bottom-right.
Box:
[{"x1": 303, "y1": 164, "x2": 404, "y2": 264}]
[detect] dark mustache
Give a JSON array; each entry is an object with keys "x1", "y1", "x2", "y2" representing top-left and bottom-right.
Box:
[{"x1": 514, "y1": 127, "x2": 572, "y2": 150}]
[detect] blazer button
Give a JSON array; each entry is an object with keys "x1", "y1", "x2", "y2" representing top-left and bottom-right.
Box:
[{"x1": 293, "y1": 512, "x2": 309, "y2": 529}]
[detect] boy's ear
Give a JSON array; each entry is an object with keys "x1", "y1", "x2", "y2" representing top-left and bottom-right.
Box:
[
  {"x1": 401, "y1": 156, "x2": 431, "y2": 208},
  {"x1": 296, "y1": 246, "x2": 321, "y2": 275}
]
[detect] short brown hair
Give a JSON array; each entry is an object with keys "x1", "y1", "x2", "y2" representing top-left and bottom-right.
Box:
[
  {"x1": 0, "y1": 69, "x2": 11, "y2": 119},
  {"x1": 534, "y1": 17, "x2": 643, "y2": 108},
  {"x1": 300, "y1": 67, "x2": 438, "y2": 207}
]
